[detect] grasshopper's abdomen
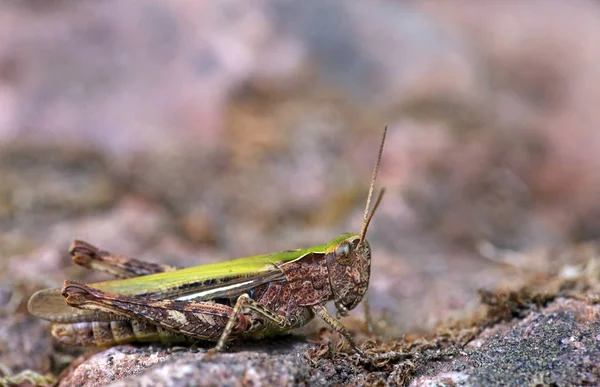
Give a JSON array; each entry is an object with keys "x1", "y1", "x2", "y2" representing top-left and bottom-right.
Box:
[{"x1": 52, "y1": 320, "x2": 190, "y2": 347}]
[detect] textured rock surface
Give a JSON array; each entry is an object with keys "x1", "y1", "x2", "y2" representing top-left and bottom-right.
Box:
[
  {"x1": 50, "y1": 298, "x2": 600, "y2": 386},
  {"x1": 97, "y1": 341, "x2": 315, "y2": 387},
  {"x1": 410, "y1": 298, "x2": 600, "y2": 386}
]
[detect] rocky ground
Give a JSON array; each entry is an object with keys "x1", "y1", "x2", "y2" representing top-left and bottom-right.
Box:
[
  {"x1": 49, "y1": 293, "x2": 600, "y2": 387},
  {"x1": 1, "y1": 1, "x2": 600, "y2": 386}
]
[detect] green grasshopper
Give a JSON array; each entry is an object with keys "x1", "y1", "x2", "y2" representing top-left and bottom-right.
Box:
[{"x1": 28, "y1": 127, "x2": 387, "y2": 354}]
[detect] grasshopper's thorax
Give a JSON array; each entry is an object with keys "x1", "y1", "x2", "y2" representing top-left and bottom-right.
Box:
[{"x1": 326, "y1": 234, "x2": 371, "y2": 316}]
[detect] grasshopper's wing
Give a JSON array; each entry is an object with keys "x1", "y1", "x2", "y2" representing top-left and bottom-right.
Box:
[
  {"x1": 28, "y1": 241, "x2": 341, "y2": 323},
  {"x1": 28, "y1": 287, "x2": 117, "y2": 323}
]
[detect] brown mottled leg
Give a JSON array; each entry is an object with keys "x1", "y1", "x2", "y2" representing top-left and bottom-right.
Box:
[
  {"x1": 211, "y1": 293, "x2": 296, "y2": 354},
  {"x1": 312, "y1": 304, "x2": 361, "y2": 354},
  {"x1": 69, "y1": 240, "x2": 178, "y2": 278},
  {"x1": 212, "y1": 294, "x2": 250, "y2": 353},
  {"x1": 61, "y1": 281, "x2": 250, "y2": 341}
]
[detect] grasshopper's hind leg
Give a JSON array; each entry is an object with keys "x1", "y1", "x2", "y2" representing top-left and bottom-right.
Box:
[
  {"x1": 61, "y1": 281, "x2": 251, "y2": 342},
  {"x1": 69, "y1": 240, "x2": 178, "y2": 278}
]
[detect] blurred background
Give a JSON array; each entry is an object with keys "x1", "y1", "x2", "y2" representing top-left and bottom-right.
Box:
[{"x1": 2, "y1": 0, "x2": 600, "y2": 376}]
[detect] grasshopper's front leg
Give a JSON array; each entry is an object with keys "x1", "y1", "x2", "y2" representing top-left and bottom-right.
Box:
[
  {"x1": 312, "y1": 305, "x2": 362, "y2": 354},
  {"x1": 69, "y1": 240, "x2": 178, "y2": 278},
  {"x1": 61, "y1": 281, "x2": 250, "y2": 342}
]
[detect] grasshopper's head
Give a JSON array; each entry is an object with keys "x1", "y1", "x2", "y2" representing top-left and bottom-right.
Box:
[
  {"x1": 326, "y1": 233, "x2": 372, "y2": 315},
  {"x1": 327, "y1": 126, "x2": 386, "y2": 316}
]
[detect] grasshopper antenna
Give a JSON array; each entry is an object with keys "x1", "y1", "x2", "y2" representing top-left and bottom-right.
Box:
[{"x1": 358, "y1": 125, "x2": 387, "y2": 246}]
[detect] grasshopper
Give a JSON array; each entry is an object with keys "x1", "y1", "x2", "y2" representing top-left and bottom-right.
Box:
[{"x1": 28, "y1": 127, "x2": 387, "y2": 354}]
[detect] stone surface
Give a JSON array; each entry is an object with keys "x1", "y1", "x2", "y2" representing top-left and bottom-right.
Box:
[
  {"x1": 48, "y1": 297, "x2": 600, "y2": 386},
  {"x1": 57, "y1": 339, "x2": 319, "y2": 387},
  {"x1": 410, "y1": 298, "x2": 600, "y2": 386}
]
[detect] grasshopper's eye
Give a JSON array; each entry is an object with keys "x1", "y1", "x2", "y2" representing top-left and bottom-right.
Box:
[{"x1": 335, "y1": 243, "x2": 350, "y2": 258}]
